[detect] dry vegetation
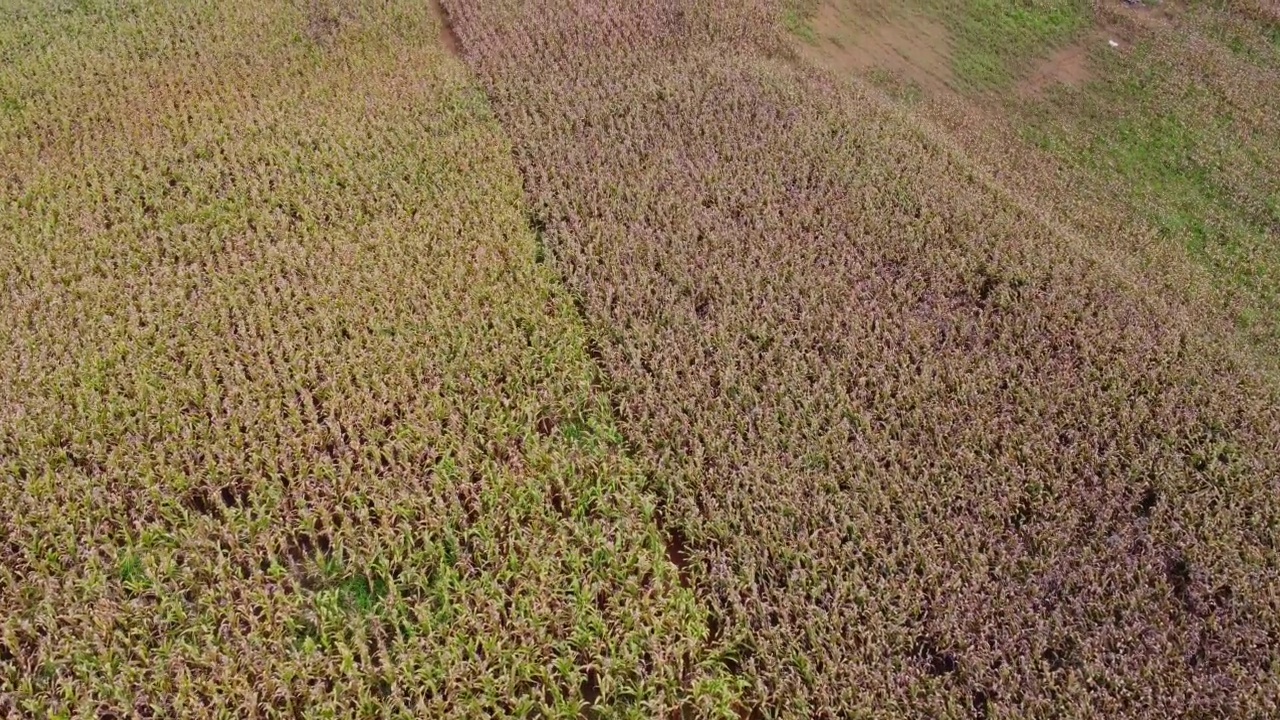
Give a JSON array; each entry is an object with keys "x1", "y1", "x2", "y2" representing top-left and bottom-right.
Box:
[
  {"x1": 444, "y1": 0, "x2": 1280, "y2": 716},
  {"x1": 0, "y1": 0, "x2": 739, "y2": 716}
]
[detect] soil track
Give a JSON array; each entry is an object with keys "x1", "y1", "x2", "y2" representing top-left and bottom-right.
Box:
[{"x1": 430, "y1": 0, "x2": 463, "y2": 57}]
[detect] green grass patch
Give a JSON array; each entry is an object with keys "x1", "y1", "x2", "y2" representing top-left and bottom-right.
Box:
[
  {"x1": 117, "y1": 552, "x2": 146, "y2": 587},
  {"x1": 1017, "y1": 33, "x2": 1280, "y2": 345},
  {"x1": 783, "y1": 5, "x2": 818, "y2": 44},
  {"x1": 1046, "y1": 105, "x2": 1267, "y2": 261},
  {"x1": 941, "y1": 0, "x2": 1092, "y2": 88}
]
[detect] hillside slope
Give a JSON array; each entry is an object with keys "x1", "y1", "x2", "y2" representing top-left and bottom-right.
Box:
[{"x1": 795, "y1": 0, "x2": 1280, "y2": 363}]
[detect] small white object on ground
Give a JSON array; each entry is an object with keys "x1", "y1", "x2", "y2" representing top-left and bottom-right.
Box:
[{"x1": 1108, "y1": 39, "x2": 1120, "y2": 48}]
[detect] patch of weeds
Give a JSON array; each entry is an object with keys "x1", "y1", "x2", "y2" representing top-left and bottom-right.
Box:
[
  {"x1": 865, "y1": 66, "x2": 895, "y2": 88},
  {"x1": 1153, "y1": 208, "x2": 1210, "y2": 255},
  {"x1": 533, "y1": 233, "x2": 547, "y2": 264},
  {"x1": 1092, "y1": 113, "x2": 1223, "y2": 240},
  {"x1": 801, "y1": 452, "x2": 829, "y2": 471},
  {"x1": 1090, "y1": 111, "x2": 1275, "y2": 303},
  {"x1": 317, "y1": 552, "x2": 344, "y2": 582},
  {"x1": 553, "y1": 416, "x2": 631, "y2": 460},
  {"x1": 1029, "y1": 79, "x2": 1214, "y2": 222},
  {"x1": 897, "y1": 80, "x2": 926, "y2": 105},
  {"x1": 555, "y1": 415, "x2": 619, "y2": 452},
  {"x1": 689, "y1": 668, "x2": 752, "y2": 718},
  {"x1": 1223, "y1": 31, "x2": 1250, "y2": 57},
  {"x1": 340, "y1": 573, "x2": 389, "y2": 614},
  {"x1": 526, "y1": 208, "x2": 549, "y2": 263},
  {"x1": 117, "y1": 552, "x2": 149, "y2": 596},
  {"x1": 118, "y1": 552, "x2": 145, "y2": 584},
  {"x1": 1104, "y1": 114, "x2": 1211, "y2": 188},
  {"x1": 952, "y1": 46, "x2": 1007, "y2": 88},
  {"x1": 1021, "y1": 51, "x2": 1280, "y2": 344},
  {"x1": 1019, "y1": 121, "x2": 1066, "y2": 154},
  {"x1": 867, "y1": 67, "x2": 926, "y2": 104},
  {"x1": 593, "y1": 422, "x2": 625, "y2": 448},
  {"x1": 792, "y1": 652, "x2": 815, "y2": 684},
  {"x1": 441, "y1": 532, "x2": 458, "y2": 569},
  {"x1": 560, "y1": 419, "x2": 590, "y2": 445},
  {"x1": 312, "y1": 554, "x2": 390, "y2": 614},
  {"x1": 290, "y1": 617, "x2": 324, "y2": 652},
  {"x1": 783, "y1": 6, "x2": 818, "y2": 45}
]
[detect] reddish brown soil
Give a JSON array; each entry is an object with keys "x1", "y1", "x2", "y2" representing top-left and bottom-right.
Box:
[
  {"x1": 1018, "y1": 38, "x2": 1093, "y2": 97},
  {"x1": 430, "y1": 0, "x2": 463, "y2": 57},
  {"x1": 804, "y1": 3, "x2": 956, "y2": 96}
]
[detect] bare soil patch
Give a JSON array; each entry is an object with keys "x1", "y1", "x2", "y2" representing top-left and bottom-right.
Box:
[
  {"x1": 802, "y1": 2, "x2": 957, "y2": 96},
  {"x1": 1120, "y1": 0, "x2": 1185, "y2": 31},
  {"x1": 430, "y1": 0, "x2": 463, "y2": 58},
  {"x1": 1018, "y1": 37, "x2": 1093, "y2": 97},
  {"x1": 306, "y1": 0, "x2": 344, "y2": 45}
]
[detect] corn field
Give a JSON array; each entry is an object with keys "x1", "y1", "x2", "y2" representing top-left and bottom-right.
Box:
[
  {"x1": 3, "y1": 0, "x2": 1279, "y2": 717},
  {"x1": 0, "y1": 1, "x2": 729, "y2": 716}
]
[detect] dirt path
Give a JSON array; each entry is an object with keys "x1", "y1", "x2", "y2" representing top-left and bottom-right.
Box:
[{"x1": 430, "y1": 0, "x2": 462, "y2": 57}]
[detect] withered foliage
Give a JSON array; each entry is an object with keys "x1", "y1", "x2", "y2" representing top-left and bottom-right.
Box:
[{"x1": 445, "y1": 0, "x2": 1280, "y2": 715}]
